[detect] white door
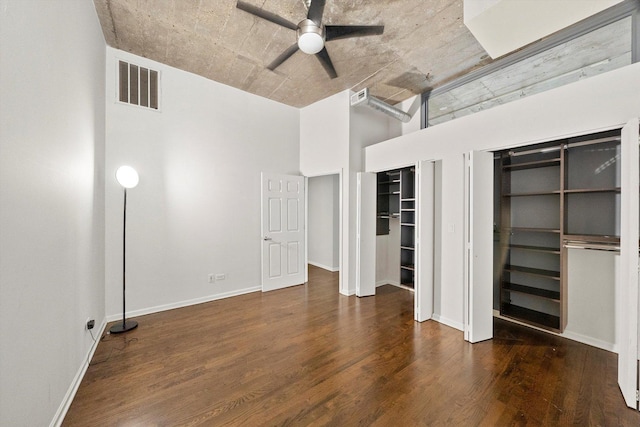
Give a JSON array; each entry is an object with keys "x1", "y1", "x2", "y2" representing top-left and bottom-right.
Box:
[
  {"x1": 356, "y1": 172, "x2": 377, "y2": 297},
  {"x1": 415, "y1": 160, "x2": 435, "y2": 322},
  {"x1": 618, "y1": 118, "x2": 639, "y2": 409},
  {"x1": 261, "y1": 173, "x2": 306, "y2": 292},
  {"x1": 464, "y1": 150, "x2": 494, "y2": 343}
]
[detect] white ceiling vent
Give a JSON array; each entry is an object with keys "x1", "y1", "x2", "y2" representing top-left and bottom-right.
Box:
[
  {"x1": 118, "y1": 60, "x2": 159, "y2": 110},
  {"x1": 350, "y1": 88, "x2": 412, "y2": 123}
]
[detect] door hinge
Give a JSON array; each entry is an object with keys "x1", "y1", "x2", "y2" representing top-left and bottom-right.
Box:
[{"x1": 636, "y1": 390, "x2": 639, "y2": 401}]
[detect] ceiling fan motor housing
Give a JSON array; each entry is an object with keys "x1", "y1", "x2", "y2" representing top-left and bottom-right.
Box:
[{"x1": 297, "y1": 19, "x2": 325, "y2": 54}]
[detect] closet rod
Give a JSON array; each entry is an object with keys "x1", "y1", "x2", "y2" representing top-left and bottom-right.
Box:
[{"x1": 565, "y1": 135, "x2": 621, "y2": 149}]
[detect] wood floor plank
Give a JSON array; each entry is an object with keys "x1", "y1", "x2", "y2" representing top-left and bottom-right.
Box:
[{"x1": 63, "y1": 266, "x2": 640, "y2": 426}]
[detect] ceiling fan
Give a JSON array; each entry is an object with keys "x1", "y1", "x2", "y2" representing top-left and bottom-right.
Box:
[{"x1": 236, "y1": 0, "x2": 384, "y2": 79}]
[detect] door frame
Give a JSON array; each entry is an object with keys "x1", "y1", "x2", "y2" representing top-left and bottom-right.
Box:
[
  {"x1": 305, "y1": 170, "x2": 344, "y2": 291},
  {"x1": 362, "y1": 161, "x2": 439, "y2": 321}
]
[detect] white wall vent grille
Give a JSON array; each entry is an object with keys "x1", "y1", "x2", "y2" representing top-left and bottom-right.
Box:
[{"x1": 118, "y1": 60, "x2": 159, "y2": 110}]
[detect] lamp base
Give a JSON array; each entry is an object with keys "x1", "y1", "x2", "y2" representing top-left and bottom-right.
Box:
[{"x1": 109, "y1": 320, "x2": 138, "y2": 334}]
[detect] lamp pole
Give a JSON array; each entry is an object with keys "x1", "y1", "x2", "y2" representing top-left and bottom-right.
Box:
[{"x1": 110, "y1": 166, "x2": 139, "y2": 334}]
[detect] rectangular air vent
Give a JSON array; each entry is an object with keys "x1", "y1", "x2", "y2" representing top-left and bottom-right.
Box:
[{"x1": 118, "y1": 60, "x2": 159, "y2": 110}]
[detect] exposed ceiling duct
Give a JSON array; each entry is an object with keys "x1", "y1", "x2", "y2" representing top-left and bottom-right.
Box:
[{"x1": 350, "y1": 88, "x2": 413, "y2": 123}]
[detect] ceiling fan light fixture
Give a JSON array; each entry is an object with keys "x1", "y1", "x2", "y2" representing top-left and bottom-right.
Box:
[{"x1": 297, "y1": 19, "x2": 325, "y2": 54}]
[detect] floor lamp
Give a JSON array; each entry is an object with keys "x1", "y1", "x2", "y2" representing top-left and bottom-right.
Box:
[{"x1": 110, "y1": 165, "x2": 140, "y2": 334}]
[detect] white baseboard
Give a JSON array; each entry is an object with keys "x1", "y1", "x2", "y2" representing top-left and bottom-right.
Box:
[
  {"x1": 50, "y1": 318, "x2": 107, "y2": 427},
  {"x1": 376, "y1": 280, "x2": 400, "y2": 287},
  {"x1": 308, "y1": 261, "x2": 339, "y2": 272},
  {"x1": 432, "y1": 314, "x2": 464, "y2": 331},
  {"x1": 106, "y1": 286, "x2": 261, "y2": 322},
  {"x1": 492, "y1": 310, "x2": 616, "y2": 353},
  {"x1": 562, "y1": 330, "x2": 616, "y2": 353}
]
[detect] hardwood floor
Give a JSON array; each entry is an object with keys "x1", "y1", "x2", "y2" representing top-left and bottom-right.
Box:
[{"x1": 64, "y1": 266, "x2": 640, "y2": 426}]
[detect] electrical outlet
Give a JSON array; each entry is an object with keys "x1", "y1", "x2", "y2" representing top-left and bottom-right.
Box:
[
  {"x1": 86, "y1": 318, "x2": 95, "y2": 330},
  {"x1": 208, "y1": 274, "x2": 215, "y2": 284},
  {"x1": 215, "y1": 273, "x2": 226, "y2": 281}
]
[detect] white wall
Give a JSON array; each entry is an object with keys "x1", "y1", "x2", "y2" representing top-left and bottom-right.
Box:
[
  {"x1": 300, "y1": 90, "x2": 394, "y2": 294},
  {"x1": 366, "y1": 62, "x2": 640, "y2": 339},
  {"x1": 300, "y1": 92, "x2": 350, "y2": 292},
  {"x1": 0, "y1": 1, "x2": 106, "y2": 425},
  {"x1": 105, "y1": 48, "x2": 300, "y2": 318},
  {"x1": 308, "y1": 175, "x2": 339, "y2": 271}
]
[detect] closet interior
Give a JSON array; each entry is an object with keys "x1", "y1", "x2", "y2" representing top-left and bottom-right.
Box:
[
  {"x1": 495, "y1": 129, "x2": 621, "y2": 333},
  {"x1": 376, "y1": 166, "x2": 416, "y2": 290}
]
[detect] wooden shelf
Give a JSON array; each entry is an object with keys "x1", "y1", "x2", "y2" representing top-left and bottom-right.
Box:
[
  {"x1": 501, "y1": 303, "x2": 561, "y2": 331},
  {"x1": 508, "y1": 244, "x2": 560, "y2": 254},
  {"x1": 502, "y1": 282, "x2": 560, "y2": 301},
  {"x1": 563, "y1": 234, "x2": 620, "y2": 244},
  {"x1": 378, "y1": 179, "x2": 400, "y2": 185},
  {"x1": 507, "y1": 227, "x2": 561, "y2": 234},
  {"x1": 501, "y1": 303, "x2": 560, "y2": 331},
  {"x1": 503, "y1": 191, "x2": 560, "y2": 197},
  {"x1": 564, "y1": 187, "x2": 620, "y2": 194},
  {"x1": 502, "y1": 158, "x2": 561, "y2": 171},
  {"x1": 504, "y1": 264, "x2": 560, "y2": 280}
]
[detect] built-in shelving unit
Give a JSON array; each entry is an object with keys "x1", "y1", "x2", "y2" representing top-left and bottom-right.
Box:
[
  {"x1": 400, "y1": 168, "x2": 416, "y2": 288},
  {"x1": 497, "y1": 129, "x2": 621, "y2": 333},
  {"x1": 377, "y1": 172, "x2": 400, "y2": 235},
  {"x1": 377, "y1": 167, "x2": 416, "y2": 290}
]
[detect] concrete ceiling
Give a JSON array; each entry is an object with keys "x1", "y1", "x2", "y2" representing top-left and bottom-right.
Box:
[{"x1": 93, "y1": 0, "x2": 493, "y2": 108}]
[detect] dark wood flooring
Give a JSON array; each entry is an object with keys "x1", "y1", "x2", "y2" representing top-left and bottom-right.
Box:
[{"x1": 64, "y1": 266, "x2": 640, "y2": 426}]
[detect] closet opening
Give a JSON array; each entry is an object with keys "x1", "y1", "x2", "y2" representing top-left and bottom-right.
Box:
[
  {"x1": 375, "y1": 166, "x2": 417, "y2": 292},
  {"x1": 307, "y1": 174, "x2": 341, "y2": 279},
  {"x1": 493, "y1": 128, "x2": 621, "y2": 347}
]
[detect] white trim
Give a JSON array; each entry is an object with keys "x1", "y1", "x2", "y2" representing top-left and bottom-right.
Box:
[
  {"x1": 308, "y1": 261, "x2": 339, "y2": 272},
  {"x1": 49, "y1": 319, "x2": 108, "y2": 427},
  {"x1": 106, "y1": 286, "x2": 261, "y2": 322},
  {"x1": 340, "y1": 288, "x2": 355, "y2": 296},
  {"x1": 492, "y1": 310, "x2": 617, "y2": 353},
  {"x1": 432, "y1": 314, "x2": 464, "y2": 331},
  {"x1": 563, "y1": 330, "x2": 617, "y2": 353},
  {"x1": 376, "y1": 280, "x2": 399, "y2": 287}
]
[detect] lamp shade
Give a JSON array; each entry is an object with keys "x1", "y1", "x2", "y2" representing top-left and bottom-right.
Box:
[{"x1": 116, "y1": 166, "x2": 139, "y2": 189}]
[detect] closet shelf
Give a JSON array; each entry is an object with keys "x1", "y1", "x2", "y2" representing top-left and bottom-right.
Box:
[
  {"x1": 502, "y1": 282, "x2": 560, "y2": 301},
  {"x1": 503, "y1": 191, "x2": 560, "y2": 197},
  {"x1": 564, "y1": 187, "x2": 620, "y2": 194},
  {"x1": 502, "y1": 158, "x2": 561, "y2": 171},
  {"x1": 562, "y1": 234, "x2": 620, "y2": 244},
  {"x1": 401, "y1": 223, "x2": 415, "y2": 227},
  {"x1": 504, "y1": 265, "x2": 561, "y2": 280},
  {"x1": 506, "y1": 227, "x2": 561, "y2": 234},
  {"x1": 508, "y1": 244, "x2": 561, "y2": 254},
  {"x1": 501, "y1": 303, "x2": 560, "y2": 331},
  {"x1": 400, "y1": 246, "x2": 415, "y2": 251},
  {"x1": 401, "y1": 265, "x2": 415, "y2": 271}
]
